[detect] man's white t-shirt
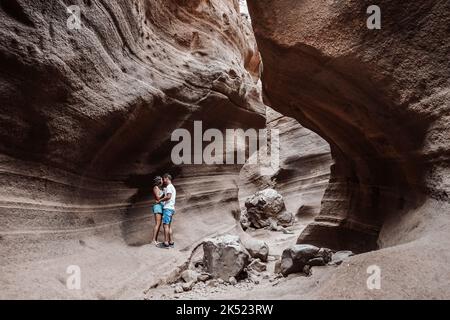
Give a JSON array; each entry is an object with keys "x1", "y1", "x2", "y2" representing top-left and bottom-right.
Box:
[{"x1": 163, "y1": 183, "x2": 176, "y2": 210}]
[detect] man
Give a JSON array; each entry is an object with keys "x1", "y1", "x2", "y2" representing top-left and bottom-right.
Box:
[{"x1": 157, "y1": 173, "x2": 176, "y2": 249}]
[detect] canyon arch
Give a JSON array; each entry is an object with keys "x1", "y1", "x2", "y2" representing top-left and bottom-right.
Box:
[{"x1": 247, "y1": 0, "x2": 450, "y2": 253}]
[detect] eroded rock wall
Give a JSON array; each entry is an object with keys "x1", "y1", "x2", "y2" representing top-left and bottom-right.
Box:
[
  {"x1": 247, "y1": 0, "x2": 450, "y2": 298},
  {"x1": 0, "y1": 0, "x2": 264, "y2": 298},
  {"x1": 247, "y1": 0, "x2": 450, "y2": 252}
]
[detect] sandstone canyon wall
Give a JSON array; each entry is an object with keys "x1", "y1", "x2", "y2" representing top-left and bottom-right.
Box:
[
  {"x1": 247, "y1": 0, "x2": 450, "y2": 297},
  {"x1": 0, "y1": 0, "x2": 266, "y2": 298},
  {"x1": 1, "y1": 0, "x2": 448, "y2": 300}
]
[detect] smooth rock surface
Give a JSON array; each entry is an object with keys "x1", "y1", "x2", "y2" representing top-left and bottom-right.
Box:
[
  {"x1": 239, "y1": 107, "x2": 332, "y2": 220},
  {"x1": 247, "y1": 0, "x2": 450, "y2": 298},
  {"x1": 241, "y1": 238, "x2": 269, "y2": 262},
  {"x1": 280, "y1": 244, "x2": 332, "y2": 276}
]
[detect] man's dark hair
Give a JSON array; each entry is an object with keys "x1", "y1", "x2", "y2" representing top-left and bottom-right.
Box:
[{"x1": 163, "y1": 173, "x2": 172, "y2": 181}]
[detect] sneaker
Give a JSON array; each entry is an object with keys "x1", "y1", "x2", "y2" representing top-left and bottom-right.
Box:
[
  {"x1": 169, "y1": 242, "x2": 175, "y2": 248},
  {"x1": 158, "y1": 242, "x2": 170, "y2": 249}
]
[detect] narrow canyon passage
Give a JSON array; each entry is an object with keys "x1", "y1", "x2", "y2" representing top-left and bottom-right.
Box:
[{"x1": 0, "y1": 0, "x2": 449, "y2": 299}]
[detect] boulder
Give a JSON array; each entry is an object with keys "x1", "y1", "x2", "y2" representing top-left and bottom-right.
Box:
[
  {"x1": 229, "y1": 276, "x2": 237, "y2": 285},
  {"x1": 242, "y1": 238, "x2": 269, "y2": 262},
  {"x1": 197, "y1": 273, "x2": 212, "y2": 282},
  {"x1": 244, "y1": 189, "x2": 294, "y2": 228},
  {"x1": 181, "y1": 270, "x2": 200, "y2": 283},
  {"x1": 274, "y1": 260, "x2": 282, "y2": 274},
  {"x1": 207, "y1": 279, "x2": 219, "y2": 287},
  {"x1": 280, "y1": 244, "x2": 332, "y2": 276},
  {"x1": 0, "y1": 0, "x2": 265, "y2": 299},
  {"x1": 202, "y1": 235, "x2": 250, "y2": 280}
]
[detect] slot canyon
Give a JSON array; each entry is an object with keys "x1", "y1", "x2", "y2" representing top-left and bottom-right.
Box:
[{"x1": 0, "y1": 0, "x2": 449, "y2": 299}]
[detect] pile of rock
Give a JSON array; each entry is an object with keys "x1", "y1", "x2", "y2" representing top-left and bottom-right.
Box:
[
  {"x1": 242, "y1": 189, "x2": 294, "y2": 230},
  {"x1": 173, "y1": 234, "x2": 271, "y2": 293},
  {"x1": 173, "y1": 269, "x2": 211, "y2": 293},
  {"x1": 172, "y1": 234, "x2": 355, "y2": 294}
]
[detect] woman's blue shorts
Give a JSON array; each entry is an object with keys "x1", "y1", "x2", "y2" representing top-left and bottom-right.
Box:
[{"x1": 152, "y1": 203, "x2": 163, "y2": 214}]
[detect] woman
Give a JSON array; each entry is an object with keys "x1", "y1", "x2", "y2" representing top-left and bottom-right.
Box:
[{"x1": 151, "y1": 176, "x2": 164, "y2": 246}]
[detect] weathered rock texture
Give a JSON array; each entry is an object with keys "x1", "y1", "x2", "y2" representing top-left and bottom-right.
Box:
[
  {"x1": 247, "y1": 0, "x2": 450, "y2": 249},
  {"x1": 202, "y1": 234, "x2": 250, "y2": 280},
  {"x1": 239, "y1": 106, "x2": 331, "y2": 219},
  {"x1": 280, "y1": 244, "x2": 332, "y2": 276},
  {"x1": 241, "y1": 237, "x2": 269, "y2": 262},
  {"x1": 244, "y1": 188, "x2": 294, "y2": 228},
  {"x1": 247, "y1": 0, "x2": 450, "y2": 297},
  {"x1": 0, "y1": 0, "x2": 264, "y2": 299}
]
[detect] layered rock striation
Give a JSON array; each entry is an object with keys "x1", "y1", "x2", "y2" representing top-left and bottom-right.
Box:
[
  {"x1": 0, "y1": 0, "x2": 264, "y2": 298},
  {"x1": 247, "y1": 0, "x2": 450, "y2": 298},
  {"x1": 247, "y1": 0, "x2": 450, "y2": 252}
]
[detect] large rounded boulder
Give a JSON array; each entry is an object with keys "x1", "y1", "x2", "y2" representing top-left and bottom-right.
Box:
[
  {"x1": 280, "y1": 244, "x2": 332, "y2": 276},
  {"x1": 202, "y1": 235, "x2": 251, "y2": 280},
  {"x1": 244, "y1": 189, "x2": 294, "y2": 228}
]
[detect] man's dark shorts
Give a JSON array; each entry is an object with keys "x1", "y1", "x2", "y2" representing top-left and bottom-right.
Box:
[{"x1": 162, "y1": 209, "x2": 174, "y2": 225}]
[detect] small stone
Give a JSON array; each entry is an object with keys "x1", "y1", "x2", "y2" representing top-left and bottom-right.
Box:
[
  {"x1": 274, "y1": 260, "x2": 282, "y2": 274},
  {"x1": 182, "y1": 280, "x2": 195, "y2": 291},
  {"x1": 198, "y1": 273, "x2": 211, "y2": 282},
  {"x1": 207, "y1": 279, "x2": 219, "y2": 287},
  {"x1": 249, "y1": 274, "x2": 259, "y2": 282},
  {"x1": 303, "y1": 265, "x2": 311, "y2": 276},
  {"x1": 229, "y1": 276, "x2": 237, "y2": 285},
  {"x1": 181, "y1": 269, "x2": 200, "y2": 283},
  {"x1": 202, "y1": 235, "x2": 250, "y2": 280},
  {"x1": 248, "y1": 258, "x2": 267, "y2": 273},
  {"x1": 330, "y1": 250, "x2": 354, "y2": 265},
  {"x1": 217, "y1": 278, "x2": 224, "y2": 284},
  {"x1": 174, "y1": 285, "x2": 183, "y2": 293}
]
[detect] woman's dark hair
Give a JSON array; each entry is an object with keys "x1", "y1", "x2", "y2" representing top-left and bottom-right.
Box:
[{"x1": 153, "y1": 176, "x2": 162, "y2": 186}]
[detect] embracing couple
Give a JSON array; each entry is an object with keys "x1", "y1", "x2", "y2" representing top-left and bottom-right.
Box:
[{"x1": 151, "y1": 173, "x2": 176, "y2": 249}]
